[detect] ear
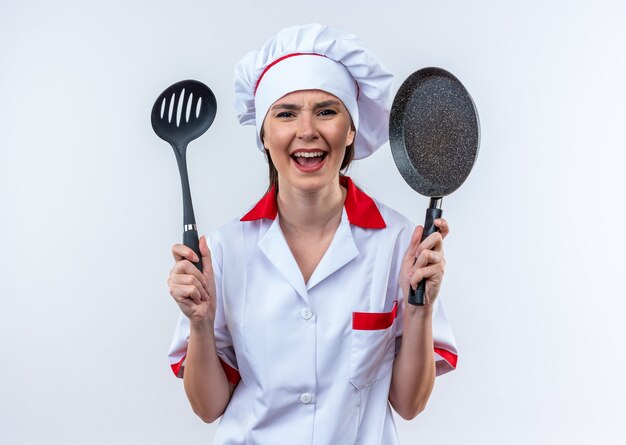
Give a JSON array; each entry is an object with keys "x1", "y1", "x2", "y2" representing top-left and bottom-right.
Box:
[
  {"x1": 259, "y1": 121, "x2": 266, "y2": 143},
  {"x1": 346, "y1": 126, "x2": 356, "y2": 147}
]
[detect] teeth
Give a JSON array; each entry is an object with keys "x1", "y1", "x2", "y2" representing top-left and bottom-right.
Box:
[{"x1": 293, "y1": 152, "x2": 325, "y2": 158}]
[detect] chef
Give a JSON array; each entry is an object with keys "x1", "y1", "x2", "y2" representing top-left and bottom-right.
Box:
[{"x1": 167, "y1": 23, "x2": 457, "y2": 445}]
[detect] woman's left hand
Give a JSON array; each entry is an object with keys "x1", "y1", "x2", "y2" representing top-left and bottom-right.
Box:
[{"x1": 400, "y1": 218, "x2": 449, "y2": 307}]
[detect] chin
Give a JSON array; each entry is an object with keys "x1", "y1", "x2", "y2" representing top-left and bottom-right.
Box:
[{"x1": 283, "y1": 173, "x2": 339, "y2": 193}]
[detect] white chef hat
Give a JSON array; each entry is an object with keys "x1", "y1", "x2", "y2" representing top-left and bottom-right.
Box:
[{"x1": 234, "y1": 23, "x2": 394, "y2": 159}]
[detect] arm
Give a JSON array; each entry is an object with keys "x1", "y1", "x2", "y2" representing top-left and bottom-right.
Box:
[
  {"x1": 388, "y1": 305, "x2": 435, "y2": 419},
  {"x1": 168, "y1": 236, "x2": 235, "y2": 423},
  {"x1": 184, "y1": 319, "x2": 235, "y2": 423},
  {"x1": 388, "y1": 219, "x2": 448, "y2": 420}
]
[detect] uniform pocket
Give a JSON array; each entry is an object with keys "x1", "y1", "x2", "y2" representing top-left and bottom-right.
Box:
[{"x1": 349, "y1": 302, "x2": 397, "y2": 390}]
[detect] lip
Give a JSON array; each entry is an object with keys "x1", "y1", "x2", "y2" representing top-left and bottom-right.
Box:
[
  {"x1": 290, "y1": 149, "x2": 328, "y2": 173},
  {"x1": 290, "y1": 148, "x2": 328, "y2": 155}
]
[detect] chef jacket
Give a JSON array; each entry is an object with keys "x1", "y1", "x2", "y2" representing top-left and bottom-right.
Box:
[{"x1": 168, "y1": 176, "x2": 457, "y2": 445}]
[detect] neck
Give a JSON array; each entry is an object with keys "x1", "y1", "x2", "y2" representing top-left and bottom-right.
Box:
[{"x1": 276, "y1": 177, "x2": 346, "y2": 234}]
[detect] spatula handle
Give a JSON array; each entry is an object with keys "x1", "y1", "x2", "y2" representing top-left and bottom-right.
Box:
[
  {"x1": 409, "y1": 200, "x2": 442, "y2": 306},
  {"x1": 175, "y1": 148, "x2": 202, "y2": 272},
  {"x1": 183, "y1": 227, "x2": 203, "y2": 272}
]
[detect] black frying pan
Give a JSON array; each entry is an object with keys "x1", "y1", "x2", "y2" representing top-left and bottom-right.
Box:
[{"x1": 389, "y1": 67, "x2": 480, "y2": 306}]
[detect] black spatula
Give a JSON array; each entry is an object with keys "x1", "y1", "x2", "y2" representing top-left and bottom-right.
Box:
[{"x1": 151, "y1": 80, "x2": 217, "y2": 271}]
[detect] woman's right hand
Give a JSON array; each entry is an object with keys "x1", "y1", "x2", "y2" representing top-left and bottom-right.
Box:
[{"x1": 168, "y1": 235, "x2": 216, "y2": 326}]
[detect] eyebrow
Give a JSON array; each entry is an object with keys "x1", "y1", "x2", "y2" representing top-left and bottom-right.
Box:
[{"x1": 270, "y1": 100, "x2": 342, "y2": 111}]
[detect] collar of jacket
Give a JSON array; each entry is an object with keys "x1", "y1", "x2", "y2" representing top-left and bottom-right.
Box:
[{"x1": 240, "y1": 176, "x2": 386, "y2": 229}]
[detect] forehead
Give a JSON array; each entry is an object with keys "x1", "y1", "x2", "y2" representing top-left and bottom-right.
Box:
[{"x1": 271, "y1": 89, "x2": 345, "y2": 107}]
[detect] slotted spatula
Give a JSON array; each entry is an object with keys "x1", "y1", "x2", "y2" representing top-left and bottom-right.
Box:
[{"x1": 151, "y1": 79, "x2": 217, "y2": 271}]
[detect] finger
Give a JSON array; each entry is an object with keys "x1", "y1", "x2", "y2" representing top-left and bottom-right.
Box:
[
  {"x1": 199, "y1": 236, "x2": 214, "y2": 282},
  {"x1": 403, "y1": 225, "x2": 424, "y2": 263},
  {"x1": 169, "y1": 274, "x2": 210, "y2": 301},
  {"x1": 172, "y1": 260, "x2": 208, "y2": 288},
  {"x1": 408, "y1": 263, "x2": 445, "y2": 289},
  {"x1": 434, "y1": 218, "x2": 450, "y2": 239},
  {"x1": 168, "y1": 284, "x2": 189, "y2": 303},
  {"x1": 170, "y1": 284, "x2": 202, "y2": 305},
  {"x1": 172, "y1": 243, "x2": 199, "y2": 263},
  {"x1": 416, "y1": 231, "x2": 443, "y2": 256},
  {"x1": 412, "y1": 249, "x2": 444, "y2": 269},
  {"x1": 184, "y1": 285, "x2": 202, "y2": 305}
]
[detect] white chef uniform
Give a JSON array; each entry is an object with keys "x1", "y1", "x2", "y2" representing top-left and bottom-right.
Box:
[{"x1": 168, "y1": 175, "x2": 458, "y2": 445}]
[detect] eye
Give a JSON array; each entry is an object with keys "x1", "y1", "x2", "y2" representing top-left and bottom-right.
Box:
[
  {"x1": 318, "y1": 109, "x2": 337, "y2": 116},
  {"x1": 276, "y1": 111, "x2": 295, "y2": 118}
]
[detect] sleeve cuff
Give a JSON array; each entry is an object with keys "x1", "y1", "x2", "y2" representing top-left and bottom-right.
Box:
[
  {"x1": 169, "y1": 355, "x2": 241, "y2": 386},
  {"x1": 219, "y1": 358, "x2": 241, "y2": 386},
  {"x1": 434, "y1": 347, "x2": 458, "y2": 376}
]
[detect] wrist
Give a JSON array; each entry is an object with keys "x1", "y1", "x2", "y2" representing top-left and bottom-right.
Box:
[
  {"x1": 404, "y1": 302, "x2": 434, "y2": 319},
  {"x1": 189, "y1": 318, "x2": 215, "y2": 337}
]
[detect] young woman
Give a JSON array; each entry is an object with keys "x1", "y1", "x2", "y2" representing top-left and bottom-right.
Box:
[{"x1": 167, "y1": 23, "x2": 457, "y2": 445}]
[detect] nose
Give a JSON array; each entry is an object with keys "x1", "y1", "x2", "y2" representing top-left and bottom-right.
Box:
[{"x1": 296, "y1": 112, "x2": 318, "y2": 141}]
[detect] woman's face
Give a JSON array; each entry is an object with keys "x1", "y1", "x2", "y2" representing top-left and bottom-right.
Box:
[{"x1": 262, "y1": 89, "x2": 355, "y2": 193}]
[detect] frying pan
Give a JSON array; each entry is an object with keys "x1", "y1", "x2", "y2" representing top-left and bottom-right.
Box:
[{"x1": 389, "y1": 67, "x2": 480, "y2": 306}]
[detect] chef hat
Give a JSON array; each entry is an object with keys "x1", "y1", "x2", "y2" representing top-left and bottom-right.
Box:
[{"x1": 234, "y1": 23, "x2": 394, "y2": 159}]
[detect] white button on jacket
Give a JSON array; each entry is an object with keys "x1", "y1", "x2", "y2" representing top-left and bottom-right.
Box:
[
  {"x1": 168, "y1": 177, "x2": 457, "y2": 445},
  {"x1": 299, "y1": 393, "x2": 313, "y2": 405},
  {"x1": 300, "y1": 308, "x2": 313, "y2": 320}
]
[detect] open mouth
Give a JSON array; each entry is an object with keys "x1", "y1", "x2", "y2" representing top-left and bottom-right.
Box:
[{"x1": 291, "y1": 151, "x2": 328, "y2": 169}]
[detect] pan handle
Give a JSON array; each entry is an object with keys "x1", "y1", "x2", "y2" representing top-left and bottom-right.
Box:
[{"x1": 409, "y1": 199, "x2": 442, "y2": 306}]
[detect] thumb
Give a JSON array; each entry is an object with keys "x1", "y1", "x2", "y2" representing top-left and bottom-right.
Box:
[
  {"x1": 403, "y1": 225, "x2": 424, "y2": 264},
  {"x1": 199, "y1": 235, "x2": 213, "y2": 279}
]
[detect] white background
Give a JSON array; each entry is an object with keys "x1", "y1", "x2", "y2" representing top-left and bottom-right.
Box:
[{"x1": 1, "y1": 0, "x2": 625, "y2": 443}]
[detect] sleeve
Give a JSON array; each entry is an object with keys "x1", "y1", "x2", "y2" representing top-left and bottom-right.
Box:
[
  {"x1": 166, "y1": 232, "x2": 241, "y2": 386},
  {"x1": 392, "y1": 221, "x2": 459, "y2": 377}
]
